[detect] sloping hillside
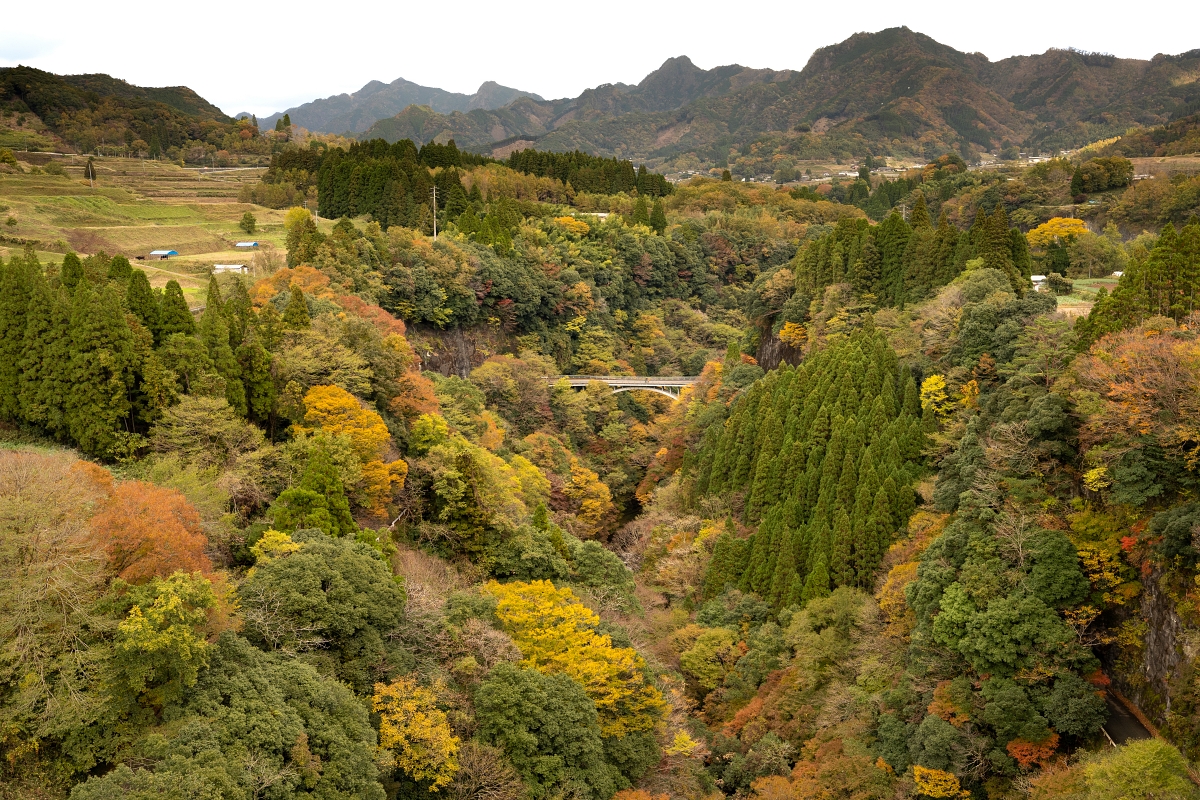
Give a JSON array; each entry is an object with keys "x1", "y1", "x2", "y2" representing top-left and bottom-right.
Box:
[{"x1": 0, "y1": 65, "x2": 251, "y2": 158}]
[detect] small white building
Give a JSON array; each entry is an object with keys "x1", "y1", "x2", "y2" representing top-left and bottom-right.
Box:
[
  {"x1": 235, "y1": 241, "x2": 259, "y2": 248},
  {"x1": 1112, "y1": 271, "x2": 1124, "y2": 278},
  {"x1": 149, "y1": 249, "x2": 178, "y2": 259},
  {"x1": 213, "y1": 264, "x2": 248, "y2": 274},
  {"x1": 1031, "y1": 275, "x2": 1048, "y2": 291}
]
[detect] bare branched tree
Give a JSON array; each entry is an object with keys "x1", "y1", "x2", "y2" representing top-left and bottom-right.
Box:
[
  {"x1": 238, "y1": 582, "x2": 329, "y2": 653},
  {"x1": 993, "y1": 507, "x2": 1034, "y2": 569},
  {"x1": 242, "y1": 751, "x2": 299, "y2": 800},
  {"x1": 449, "y1": 743, "x2": 524, "y2": 800},
  {"x1": 0, "y1": 452, "x2": 111, "y2": 734}
]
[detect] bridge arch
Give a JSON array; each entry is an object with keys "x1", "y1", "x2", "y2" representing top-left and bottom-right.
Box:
[
  {"x1": 546, "y1": 375, "x2": 697, "y2": 400},
  {"x1": 610, "y1": 386, "x2": 684, "y2": 399}
]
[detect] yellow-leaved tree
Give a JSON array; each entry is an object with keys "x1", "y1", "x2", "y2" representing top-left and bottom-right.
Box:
[
  {"x1": 483, "y1": 580, "x2": 666, "y2": 737},
  {"x1": 562, "y1": 457, "x2": 614, "y2": 537},
  {"x1": 296, "y1": 384, "x2": 407, "y2": 513},
  {"x1": 778, "y1": 321, "x2": 807, "y2": 348},
  {"x1": 510, "y1": 454, "x2": 551, "y2": 511},
  {"x1": 554, "y1": 216, "x2": 591, "y2": 236},
  {"x1": 919, "y1": 375, "x2": 954, "y2": 421},
  {"x1": 913, "y1": 765, "x2": 969, "y2": 798},
  {"x1": 373, "y1": 677, "x2": 460, "y2": 791},
  {"x1": 1026, "y1": 217, "x2": 1089, "y2": 249}
]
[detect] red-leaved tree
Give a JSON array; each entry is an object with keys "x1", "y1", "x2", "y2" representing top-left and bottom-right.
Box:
[{"x1": 90, "y1": 481, "x2": 212, "y2": 583}]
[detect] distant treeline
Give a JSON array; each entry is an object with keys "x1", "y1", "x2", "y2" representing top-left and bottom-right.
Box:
[
  {"x1": 790, "y1": 153, "x2": 972, "y2": 222},
  {"x1": 1076, "y1": 220, "x2": 1200, "y2": 347},
  {"x1": 314, "y1": 139, "x2": 459, "y2": 227},
  {"x1": 254, "y1": 138, "x2": 671, "y2": 223},
  {"x1": 506, "y1": 149, "x2": 673, "y2": 197}
]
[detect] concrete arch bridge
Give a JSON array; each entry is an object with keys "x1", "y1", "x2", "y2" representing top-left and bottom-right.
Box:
[{"x1": 547, "y1": 375, "x2": 697, "y2": 400}]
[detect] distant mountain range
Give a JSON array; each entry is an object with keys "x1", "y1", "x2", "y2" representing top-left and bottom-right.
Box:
[
  {"x1": 361, "y1": 56, "x2": 798, "y2": 156},
  {"x1": 350, "y1": 28, "x2": 1200, "y2": 167},
  {"x1": 252, "y1": 78, "x2": 544, "y2": 134},
  {"x1": 8, "y1": 28, "x2": 1199, "y2": 172}
]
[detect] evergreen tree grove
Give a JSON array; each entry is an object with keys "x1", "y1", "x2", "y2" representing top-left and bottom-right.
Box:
[
  {"x1": 1076, "y1": 220, "x2": 1200, "y2": 348},
  {"x1": 693, "y1": 326, "x2": 925, "y2": 606},
  {"x1": 0, "y1": 253, "x2": 269, "y2": 459}
]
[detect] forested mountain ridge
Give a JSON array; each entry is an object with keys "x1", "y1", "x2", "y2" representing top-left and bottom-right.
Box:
[
  {"x1": 0, "y1": 65, "x2": 247, "y2": 157},
  {"x1": 1, "y1": 65, "x2": 230, "y2": 122},
  {"x1": 567, "y1": 56, "x2": 798, "y2": 117},
  {"x1": 358, "y1": 27, "x2": 1200, "y2": 170},
  {"x1": 8, "y1": 28, "x2": 1198, "y2": 171},
  {"x1": 257, "y1": 78, "x2": 545, "y2": 135}
]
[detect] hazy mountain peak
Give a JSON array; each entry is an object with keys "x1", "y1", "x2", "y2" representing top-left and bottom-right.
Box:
[
  {"x1": 357, "y1": 79, "x2": 389, "y2": 97},
  {"x1": 261, "y1": 76, "x2": 543, "y2": 134}
]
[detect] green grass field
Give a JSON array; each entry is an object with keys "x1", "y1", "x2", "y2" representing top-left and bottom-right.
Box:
[
  {"x1": 1052, "y1": 276, "x2": 1119, "y2": 317},
  {"x1": 0, "y1": 154, "x2": 330, "y2": 303}
]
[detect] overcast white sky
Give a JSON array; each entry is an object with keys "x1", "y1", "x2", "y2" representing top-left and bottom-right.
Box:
[{"x1": 2, "y1": 1, "x2": 1196, "y2": 116}]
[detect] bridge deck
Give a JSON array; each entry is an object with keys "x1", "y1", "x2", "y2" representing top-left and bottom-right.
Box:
[
  {"x1": 548, "y1": 375, "x2": 697, "y2": 387},
  {"x1": 545, "y1": 375, "x2": 697, "y2": 398}
]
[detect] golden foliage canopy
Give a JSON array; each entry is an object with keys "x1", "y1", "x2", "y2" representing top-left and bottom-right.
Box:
[
  {"x1": 373, "y1": 677, "x2": 460, "y2": 791},
  {"x1": 912, "y1": 765, "x2": 969, "y2": 798},
  {"x1": 1027, "y1": 217, "x2": 1089, "y2": 249},
  {"x1": 483, "y1": 580, "x2": 666, "y2": 737},
  {"x1": 298, "y1": 384, "x2": 391, "y2": 462},
  {"x1": 919, "y1": 374, "x2": 954, "y2": 421},
  {"x1": 296, "y1": 384, "x2": 407, "y2": 512}
]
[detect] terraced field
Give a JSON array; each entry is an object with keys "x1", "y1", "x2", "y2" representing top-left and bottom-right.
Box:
[{"x1": 0, "y1": 154, "x2": 316, "y2": 304}]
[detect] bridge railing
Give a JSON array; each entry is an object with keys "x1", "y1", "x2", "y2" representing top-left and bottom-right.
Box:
[{"x1": 546, "y1": 375, "x2": 697, "y2": 384}]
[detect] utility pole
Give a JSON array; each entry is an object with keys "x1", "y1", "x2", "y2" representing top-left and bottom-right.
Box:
[{"x1": 431, "y1": 186, "x2": 438, "y2": 240}]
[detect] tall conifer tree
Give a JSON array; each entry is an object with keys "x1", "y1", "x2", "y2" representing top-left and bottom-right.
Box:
[
  {"x1": 160, "y1": 280, "x2": 195, "y2": 337},
  {"x1": 283, "y1": 285, "x2": 311, "y2": 329},
  {"x1": 0, "y1": 252, "x2": 34, "y2": 421},
  {"x1": 127, "y1": 269, "x2": 161, "y2": 342},
  {"x1": 60, "y1": 252, "x2": 83, "y2": 291},
  {"x1": 66, "y1": 283, "x2": 136, "y2": 457}
]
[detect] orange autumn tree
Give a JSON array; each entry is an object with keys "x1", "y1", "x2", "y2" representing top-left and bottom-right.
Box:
[
  {"x1": 1075, "y1": 320, "x2": 1200, "y2": 485},
  {"x1": 334, "y1": 293, "x2": 408, "y2": 338},
  {"x1": 388, "y1": 362, "x2": 440, "y2": 423},
  {"x1": 1007, "y1": 733, "x2": 1060, "y2": 770},
  {"x1": 750, "y1": 737, "x2": 894, "y2": 800},
  {"x1": 89, "y1": 481, "x2": 212, "y2": 583},
  {"x1": 612, "y1": 792, "x2": 667, "y2": 800},
  {"x1": 296, "y1": 384, "x2": 408, "y2": 513},
  {"x1": 249, "y1": 265, "x2": 334, "y2": 308}
]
